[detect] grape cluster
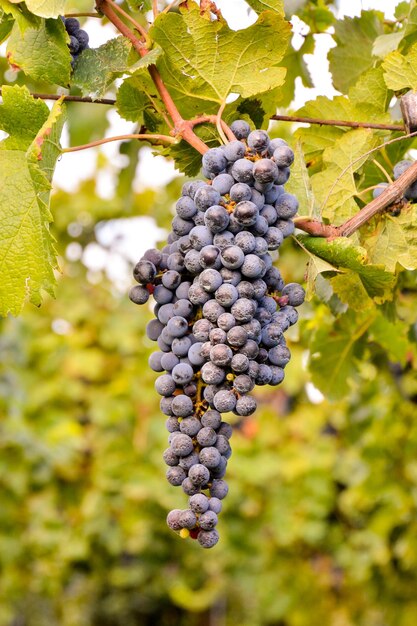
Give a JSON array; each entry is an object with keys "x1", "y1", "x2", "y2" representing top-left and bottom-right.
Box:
[
  {"x1": 374, "y1": 159, "x2": 417, "y2": 206},
  {"x1": 61, "y1": 17, "x2": 89, "y2": 65},
  {"x1": 130, "y1": 121, "x2": 305, "y2": 548}
]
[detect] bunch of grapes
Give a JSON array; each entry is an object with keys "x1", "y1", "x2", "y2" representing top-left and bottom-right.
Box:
[
  {"x1": 374, "y1": 158, "x2": 417, "y2": 205},
  {"x1": 61, "y1": 17, "x2": 89, "y2": 65},
  {"x1": 130, "y1": 121, "x2": 305, "y2": 548}
]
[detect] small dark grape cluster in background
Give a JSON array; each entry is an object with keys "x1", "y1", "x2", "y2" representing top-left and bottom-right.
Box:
[
  {"x1": 130, "y1": 121, "x2": 305, "y2": 548},
  {"x1": 61, "y1": 17, "x2": 89, "y2": 66},
  {"x1": 374, "y1": 159, "x2": 417, "y2": 210}
]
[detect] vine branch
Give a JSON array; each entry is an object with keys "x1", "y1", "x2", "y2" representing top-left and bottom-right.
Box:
[
  {"x1": 295, "y1": 160, "x2": 417, "y2": 239},
  {"x1": 270, "y1": 114, "x2": 403, "y2": 132},
  {"x1": 96, "y1": 0, "x2": 208, "y2": 154},
  {"x1": 61, "y1": 133, "x2": 176, "y2": 153},
  {"x1": 105, "y1": 0, "x2": 148, "y2": 38},
  {"x1": 0, "y1": 89, "x2": 115, "y2": 105}
]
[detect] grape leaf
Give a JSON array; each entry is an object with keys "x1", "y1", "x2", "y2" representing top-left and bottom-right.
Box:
[
  {"x1": 116, "y1": 73, "x2": 155, "y2": 124},
  {"x1": 285, "y1": 141, "x2": 316, "y2": 218},
  {"x1": 72, "y1": 37, "x2": 132, "y2": 98},
  {"x1": 295, "y1": 235, "x2": 341, "y2": 300},
  {"x1": 368, "y1": 314, "x2": 409, "y2": 364},
  {"x1": 129, "y1": 45, "x2": 162, "y2": 72},
  {"x1": 349, "y1": 66, "x2": 391, "y2": 118},
  {"x1": 328, "y1": 11, "x2": 383, "y2": 93},
  {"x1": 372, "y1": 31, "x2": 404, "y2": 58},
  {"x1": 166, "y1": 125, "x2": 220, "y2": 176},
  {"x1": 150, "y1": 3, "x2": 291, "y2": 118},
  {"x1": 0, "y1": 86, "x2": 66, "y2": 316},
  {"x1": 272, "y1": 37, "x2": 313, "y2": 108},
  {"x1": 382, "y1": 42, "x2": 417, "y2": 91},
  {"x1": 24, "y1": 0, "x2": 65, "y2": 19},
  {"x1": 359, "y1": 203, "x2": 417, "y2": 272},
  {"x1": 310, "y1": 128, "x2": 377, "y2": 223},
  {"x1": 0, "y1": 0, "x2": 40, "y2": 32},
  {"x1": 330, "y1": 273, "x2": 374, "y2": 312},
  {"x1": 243, "y1": 0, "x2": 284, "y2": 15},
  {"x1": 297, "y1": 236, "x2": 396, "y2": 303},
  {"x1": 295, "y1": 96, "x2": 364, "y2": 164},
  {"x1": 7, "y1": 17, "x2": 70, "y2": 86},
  {"x1": 0, "y1": 13, "x2": 13, "y2": 42},
  {"x1": 116, "y1": 67, "x2": 170, "y2": 134},
  {"x1": 309, "y1": 310, "x2": 375, "y2": 399}
]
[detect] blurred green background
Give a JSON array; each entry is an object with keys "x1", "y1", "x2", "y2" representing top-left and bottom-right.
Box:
[{"x1": 2, "y1": 0, "x2": 417, "y2": 624}]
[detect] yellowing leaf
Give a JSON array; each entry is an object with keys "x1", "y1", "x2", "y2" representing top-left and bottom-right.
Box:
[
  {"x1": 0, "y1": 86, "x2": 66, "y2": 316},
  {"x1": 311, "y1": 128, "x2": 377, "y2": 223},
  {"x1": 359, "y1": 204, "x2": 417, "y2": 272},
  {"x1": 382, "y1": 41, "x2": 417, "y2": 91},
  {"x1": 243, "y1": 0, "x2": 284, "y2": 15},
  {"x1": 25, "y1": 0, "x2": 66, "y2": 19}
]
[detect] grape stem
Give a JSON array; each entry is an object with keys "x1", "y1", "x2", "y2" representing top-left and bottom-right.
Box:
[
  {"x1": 216, "y1": 101, "x2": 229, "y2": 145},
  {"x1": 295, "y1": 159, "x2": 417, "y2": 238},
  {"x1": 64, "y1": 12, "x2": 102, "y2": 17},
  {"x1": 188, "y1": 114, "x2": 236, "y2": 142},
  {"x1": 96, "y1": 0, "x2": 209, "y2": 155},
  {"x1": 61, "y1": 133, "x2": 176, "y2": 153},
  {"x1": 104, "y1": 0, "x2": 148, "y2": 39}
]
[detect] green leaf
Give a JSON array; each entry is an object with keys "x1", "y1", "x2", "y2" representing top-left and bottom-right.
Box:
[
  {"x1": 295, "y1": 96, "x2": 365, "y2": 165},
  {"x1": 359, "y1": 203, "x2": 417, "y2": 272},
  {"x1": 309, "y1": 310, "x2": 375, "y2": 399},
  {"x1": 328, "y1": 11, "x2": 383, "y2": 93},
  {"x1": 7, "y1": 17, "x2": 70, "y2": 86},
  {"x1": 273, "y1": 37, "x2": 313, "y2": 108},
  {"x1": 368, "y1": 313, "x2": 409, "y2": 364},
  {"x1": 0, "y1": 86, "x2": 66, "y2": 316},
  {"x1": 297, "y1": 236, "x2": 397, "y2": 304},
  {"x1": 0, "y1": 0, "x2": 40, "y2": 32},
  {"x1": 0, "y1": 13, "x2": 13, "y2": 42},
  {"x1": 25, "y1": 0, "x2": 65, "y2": 19},
  {"x1": 0, "y1": 83, "x2": 48, "y2": 150},
  {"x1": 382, "y1": 41, "x2": 417, "y2": 91},
  {"x1": 298, "y1": 1, "x2": 335, "y2": 32},
  {"x1": 330, "y1": 272, "x2": 374, "y2": 312},
  {"x1": 129, "y1": 45, "x2": 162, "y2": 72},
  {"x1": 116, "y1": 73, "x2": 154, "y2": 124},
  {"x1": 285, "y1": 141, "x2": 316, "y2": 217},
  {"x1": 349, "y1": 66, "x2": 391, "y2": 117},
  {"x1": 166, "y1": 125, "x2": 219, "y2": 176},
  {"x1": 150, "y1": 3, "x2": 291, "y2": 117},
  {"x1": 372, "y1": 31, "x2": 405, "y2": 58},
  {"x1": 72, "y1": 37, "x2": 132, "y2": 98},
  {"x1": 243, "y1": 0, "x2": 284, "y2": 16},
  {"x1": 310, "y1": 128, "x2": 377, "y2": 223},
  {"x1": 295, "y1": 235, "x2": 341, "y2": 300}
]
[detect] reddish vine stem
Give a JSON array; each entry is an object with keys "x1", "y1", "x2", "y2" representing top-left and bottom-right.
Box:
[
  {"x1": 271, "y1": 114, "x2": 404, "y2": 132},
  {"x1": 0, "y1": 89, "x2": 115, "y2": 105},
  {"x1": 61, "y1": 133, "x2": 176, "y2": 153},
  {"x1": 105, "y1": 0, "x2": 148, "y2": 38},
  {"x1": 295, "y1": 160, "x2": 417, "y2": 239},
  {"x1": 189, "y1": 114, "x2": 236, "y2": 142},
  {"x1": 96, "y1": 0, "x2": 209, "y2": 155}
]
